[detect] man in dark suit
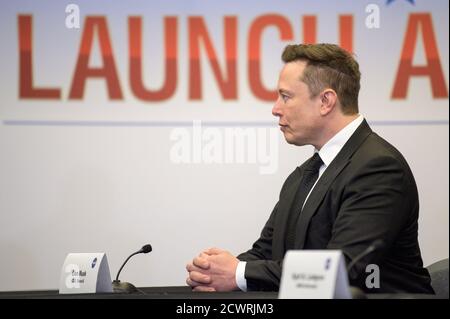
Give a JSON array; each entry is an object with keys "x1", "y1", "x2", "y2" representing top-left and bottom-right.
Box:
[{"x1": 186, "y1": 43, "x2": 434, "y2": 294}]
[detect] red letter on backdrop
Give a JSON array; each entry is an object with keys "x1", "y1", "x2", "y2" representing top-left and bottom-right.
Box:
[
  {"x1": 248, "y1": 15, "x2": 293, "y2": 101},
  {"x1": 129, "y1": 16, "x2": 178, "y2": 101},
  {"x1": 188, "y1": 16, "x2": 237, "y2": 100},
  {"x1": 392, "y1": 13, "x2": 448, "y2": 99},
  {"x1": 339, "y1": 15, "x2": 353, "y2": 53},
  {"x1": 18, "y1": 15, "x2": 61, "y2": 99},
  {"x1": 69, "y1": 17, "x2": 123, "y2": 100},
  {"x1": 302, "y1": 16, "x2": 317, "y2": 44}
]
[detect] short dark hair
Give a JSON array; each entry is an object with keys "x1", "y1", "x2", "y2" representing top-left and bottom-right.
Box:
[{"x1": 282, "y1": 43, "x2": 361, "y2": 115}]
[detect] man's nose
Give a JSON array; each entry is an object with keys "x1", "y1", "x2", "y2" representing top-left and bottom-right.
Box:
[{"x1": 272, "y1": 98, "x2": 282, "y2": 117}]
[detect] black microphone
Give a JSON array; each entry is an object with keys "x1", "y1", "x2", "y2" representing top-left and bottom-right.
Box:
[
  {"x1": 346, "y1": 239, "x2": 385, "y2": 299},
  {"x1": 346, "y1": 239, "x2": 384, "y2": 274},
  {"x1": 112, "y1": 244, "x2": 152, "y2": 294}
]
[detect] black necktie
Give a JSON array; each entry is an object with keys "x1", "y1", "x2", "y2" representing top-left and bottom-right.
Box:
[{"x1": 285, "y1": 153, "x2": 324, "y2": 250}]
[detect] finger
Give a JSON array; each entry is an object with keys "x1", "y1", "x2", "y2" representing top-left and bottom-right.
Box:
[
  {"x1": 186, "y1": 262, "x2": 208, "y2": 273},
  {"x1": 186, "y1": 277, "x2": 204, "y2": 288},
  {"x1": 200, "y1": 249, "x2": 213, "y2": 256},
  {"x1": 205, "y1": 247, "x2": 225, "y2": 255},
  {"x1": 189, "y1": 271, "x2": 211, "y2": 284},
  {"x1": 193, "y1": 256, "x2": 210, "y2": 269},
  {"x1": 193, "y1": 286, "x2": 216, "y2": 292},
  {"x1": 199, "y1": 252, "x2": 210, "y2": 259}
]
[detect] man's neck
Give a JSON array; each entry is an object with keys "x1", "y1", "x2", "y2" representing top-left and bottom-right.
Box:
[{"x1": 314, "y1": 114, "x2": 359, "y2": 150}]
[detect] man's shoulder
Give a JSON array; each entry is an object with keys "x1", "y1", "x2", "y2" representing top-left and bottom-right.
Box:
[
  {"x1": 354, "y1": 131, "x2": 411, "y2": 169},
  {"x1": 344, "y1": 131, "x2": 418, "y2": 190}
]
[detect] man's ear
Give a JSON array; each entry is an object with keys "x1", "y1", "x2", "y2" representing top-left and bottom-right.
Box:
[{"x1": 319, "y1": 89, "x2": 338, "y2": 116}]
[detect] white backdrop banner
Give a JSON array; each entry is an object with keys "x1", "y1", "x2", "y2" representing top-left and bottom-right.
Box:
[{"x1": 0, "y1": 0, "x2": 448, "y2": 291}]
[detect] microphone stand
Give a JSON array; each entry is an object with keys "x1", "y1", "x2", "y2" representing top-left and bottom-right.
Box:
[
  {"x1": 112, "y1": 244, "x2": 152, "y2": 294},
  {"x1": 346, "y1": 240, "x2": 385, "y2": 299},
  {"x1": 112, "y1": 251, "x2": 140, "y2": 294}
]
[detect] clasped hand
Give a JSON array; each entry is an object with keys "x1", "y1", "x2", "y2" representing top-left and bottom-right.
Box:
[{"x1": 186, "y1": 247, "x2": 239, "y2": 292}]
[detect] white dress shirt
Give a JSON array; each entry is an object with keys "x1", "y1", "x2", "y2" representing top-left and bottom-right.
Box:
[{"x1": 236, "y1": 115, "x2": 365, "y2": 291}]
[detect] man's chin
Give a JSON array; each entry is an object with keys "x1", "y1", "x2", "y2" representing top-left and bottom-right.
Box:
[{"x1": 283, "y1": 133, "x2": 306, "y2": 146}]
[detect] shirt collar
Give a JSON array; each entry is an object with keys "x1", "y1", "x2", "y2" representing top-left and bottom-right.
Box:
[{"x1": 316, "y1": 115, "x2": 364, "y2": 167}]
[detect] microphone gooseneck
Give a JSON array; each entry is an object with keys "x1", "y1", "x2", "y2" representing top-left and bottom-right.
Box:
[
  {"x1": 346, "y1": 239, "x2": 385, "y2": 299},
  {"x1": 112, "y1": 244, "x2": 152, "y2": 294},
  {"x1": 346, "y1": 239, "x2": 385, "y2": 275},
  {"x1": 115, "y1": 251, "x2": 140, "y2": 282}
]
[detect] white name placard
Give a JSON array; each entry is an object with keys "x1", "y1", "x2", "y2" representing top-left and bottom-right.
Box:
[
  {"x1": 279, "y1": 250, "x2": 351, "y2": 299},
  {"x1": 59, "y1": 253, "x2": 112, "y2": 294}
]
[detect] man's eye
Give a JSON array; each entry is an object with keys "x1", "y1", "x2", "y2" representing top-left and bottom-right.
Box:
[{"x1": 282, "y1": 94, "x2": 289, "y2": 102}]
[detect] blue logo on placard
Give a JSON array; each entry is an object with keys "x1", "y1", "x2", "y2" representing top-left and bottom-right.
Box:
[
  {"x1": 325, "y1": 258, "x2": 331, "y2": 270},
  {"x1": 386, "y1": 0, "x2": 415, "y2": 5},
  {"x1": 91, "y1": 257, "x2": 98, "y2": 269}
]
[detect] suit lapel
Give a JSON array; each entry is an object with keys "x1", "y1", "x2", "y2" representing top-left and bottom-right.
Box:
[
  {"x1": 272, "y1": 168, "x2": 303, "y2": 259},
  {"x1": 294, "y1": 120, "x2": 373, "y2": 249}
]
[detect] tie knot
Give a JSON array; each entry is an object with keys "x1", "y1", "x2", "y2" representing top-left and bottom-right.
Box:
[{"x1": 307, "y1": 153, "x2": 324, "y2": 172}]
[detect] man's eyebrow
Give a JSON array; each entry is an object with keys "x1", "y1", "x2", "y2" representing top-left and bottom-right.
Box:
[{"x1": 278, "y1": 88, "x2": 294, "y2": 96}]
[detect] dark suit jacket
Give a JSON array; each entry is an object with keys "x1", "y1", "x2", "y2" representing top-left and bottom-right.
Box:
[{"x1": 238, "y1": 120, "x2": 434, "y2": 294}]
